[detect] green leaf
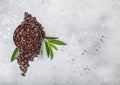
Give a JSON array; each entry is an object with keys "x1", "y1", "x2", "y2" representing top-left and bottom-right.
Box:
[
  {"x1": 49, "y1": 39, "x2": 67, "y2": 45},
  {"x1": 48, "y1": 42, "x2": 58, "y2": 50},
  {"x1": 49, "y1": 46, "x2": 53, "y2": 60},
  {"x1": 44, "y1": 36, "x2": 58, "y2": 39},
  {"x1": 45, "y1": 41, "x2": 50, "y2": 58},
  {"x1": 11, "y1": 48, "x2": 19, "y2": 62},
  {"x1": 43, "y1": 36, "x2": 67, "y2": 60}
]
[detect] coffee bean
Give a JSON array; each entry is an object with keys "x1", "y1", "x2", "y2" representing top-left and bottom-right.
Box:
[
  {"x1": 21, "y1": 73, "x2": 25, "y2": 76},
  {"x1": 13, "y1": 12, "x2": 46, "y2": 76}
]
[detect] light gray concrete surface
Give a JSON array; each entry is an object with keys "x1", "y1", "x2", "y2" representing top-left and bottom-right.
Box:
[{"x1": 0, "y1": 0, "x2": 120, "y2": 85}]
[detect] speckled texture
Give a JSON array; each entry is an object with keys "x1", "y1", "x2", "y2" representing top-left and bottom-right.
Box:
[{"x1": 0, "y1": 0, "x2": 120, "y2": 85}]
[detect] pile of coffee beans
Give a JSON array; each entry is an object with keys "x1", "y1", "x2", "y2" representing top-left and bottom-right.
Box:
[{"x1": 13, "y1": 12, "x2": 45, "y2": 76}]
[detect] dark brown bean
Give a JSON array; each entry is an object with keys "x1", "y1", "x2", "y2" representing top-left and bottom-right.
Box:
[{"x1": 13, "y1": 12, "x2": 46, "y2": 76}]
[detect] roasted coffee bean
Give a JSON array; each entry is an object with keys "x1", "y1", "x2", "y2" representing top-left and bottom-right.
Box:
[
  {"x1": 13, "y1": 12, "x2": 46, "y2": 76},
  {"x1": 21, "y1": 73, "x2": 25, "y2": 76},
  {"x1": 41, "y1": 31, "x2": 45, "y2": 38}
]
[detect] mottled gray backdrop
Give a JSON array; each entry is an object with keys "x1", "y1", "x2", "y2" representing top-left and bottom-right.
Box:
[{"x1": 0, "y1": 0, "x2": 120, "y2": 85}]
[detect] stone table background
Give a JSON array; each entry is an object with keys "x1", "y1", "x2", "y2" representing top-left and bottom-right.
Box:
[{"x1": 0, "y1": 0, "x2": 120, "y2": 85}]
